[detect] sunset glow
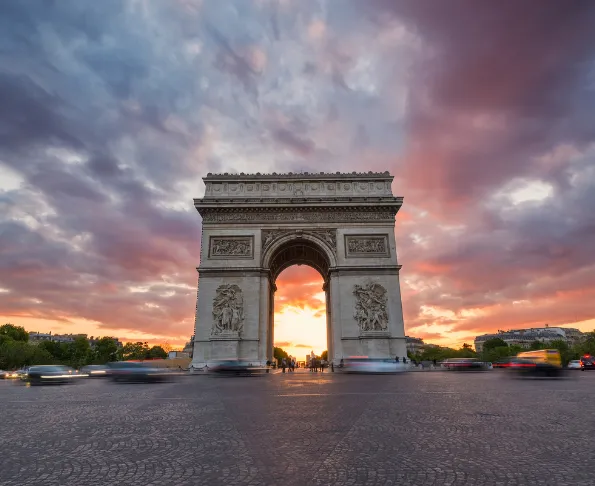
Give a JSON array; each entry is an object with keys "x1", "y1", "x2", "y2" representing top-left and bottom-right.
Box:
[{"x1": 1, "y1": 2, "x2": 594, "y2": 349}]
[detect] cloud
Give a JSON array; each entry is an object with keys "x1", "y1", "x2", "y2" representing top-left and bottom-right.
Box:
[{"x1": 0, "y1": 0, "x2": 594, "y2": 349}]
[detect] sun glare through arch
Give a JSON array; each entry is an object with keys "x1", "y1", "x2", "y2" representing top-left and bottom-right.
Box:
[{"x1": 273, "y1": 265, "x2": 327, "y2": 361}]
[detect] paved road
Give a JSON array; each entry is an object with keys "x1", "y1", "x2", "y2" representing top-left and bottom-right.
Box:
[{"x1": 1, "y1": 371, "x2": 594, "y2": 486}]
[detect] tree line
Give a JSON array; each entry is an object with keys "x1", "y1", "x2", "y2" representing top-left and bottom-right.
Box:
[
  {"x1": 407, "y1": 331, "x2": 595, "y2": 366},
  {"x1": 0, "y1": 324, "x2": 168, "y2": 370}
]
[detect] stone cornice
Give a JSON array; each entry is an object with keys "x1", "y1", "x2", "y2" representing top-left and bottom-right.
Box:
[
  {"x1": 198, "y1": 206, "x2": 401, "y2": 224},
  {"x1": 204, "y1": 171, "x2": 392, "y2": 181},
  {"x1": 195, "y1": 196, "x2": 403, "y2": 210}
]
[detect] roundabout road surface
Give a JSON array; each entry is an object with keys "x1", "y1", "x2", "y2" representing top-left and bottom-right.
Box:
[{"x1": 1, "y1": 370, "x2": 594, "y2": 486}]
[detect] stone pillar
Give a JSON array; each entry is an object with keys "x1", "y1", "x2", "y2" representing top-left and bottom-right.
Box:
[
  {"x1": 323, "y1": 280, "x2": 333, "y2": 363},
  {"x1": 267, "y1": 282, "x2": 276, "y2": 362},
  {"x1": 329, "y1": 272, "x2": 343, "y2": 363},
  {"x1": 258, "y1": 272, "x2": 269, "y2": 365}
]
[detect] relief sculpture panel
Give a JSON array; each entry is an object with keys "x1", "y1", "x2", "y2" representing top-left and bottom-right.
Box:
[
  {"x1": 353, "y1": 283, "x2": 389, "y2": 333},
  {"x1": 211, "y1": 284, "x2": 244, "y2": 336},
  {"x1": 262, "y1": 229, "x2": 336, "y2": 255},
  {"x1": 209, "y1": 236, "x2": 254, "y2": 259},
  {"x1": 345, "y1": 235, "x2": 389, "y2": 258}
]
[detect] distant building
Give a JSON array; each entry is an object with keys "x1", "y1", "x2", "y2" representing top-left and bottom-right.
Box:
[
  {"x1": 28, "y1": 332, "x2": 53, "y2": 343},
  {"x1": 406, "y1": 336, "x2": 425, "y2": 355},
  {"x1": 474, "y1": 326, "x2": 584, "y2": 352},
  {"x1": 168, "y1": 351, "x2": 190, "y2": 359},
  {"x1": 88, "y1": 336, "x2": 123, "y2": 348}
]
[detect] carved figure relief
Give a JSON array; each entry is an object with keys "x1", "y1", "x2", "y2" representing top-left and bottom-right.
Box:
[
  {"x1": 209, "y1": 237, "x2": 253, "y2": 258},
  {"x1": 262, "y1": 230, "x2": 285, "y2": 250},
  {"x1": 353, "y1": 283, "x2": 389, "y2": 332},
  {"x1": 311, "y1": 230, "x2": 336, "y2": 251},
  {"x1": 262, "y1": 229, "x2": 337, "y2": 255},
  {"x1": 345, "y1": 235, "x2": 389, "y2": 257},
  {"x1": 348, "y1": 238, "x2": 386, "y2": 253},
  {"x1": 212, "y1": 284, "x2": 244, "y2": 335}
]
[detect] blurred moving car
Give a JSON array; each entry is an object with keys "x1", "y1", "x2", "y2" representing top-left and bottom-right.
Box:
[
  {"x1": 0, "y1": 370, "x2": 19, "y2": 379},
  {"x1": 509, "y1": 349, "x2": 563, "y2": 377},
  {"x1": 493, "y1": 357, "x2": 515, "y2": 369},
  {"x1": 106, "y1": 361, "x2": 172, "y2": 383},
  {"x1": 580, "y1": 355, "x2": 595, "y2": 371},
  {"x1": 209, "y1": 360, "x2": 267, "y2": 376},
  {"x1": 342, "y1": 357, "x2": 406, "y2": 374},
  {"x1": 443, "y1": 358, "x2": 488, "y2": 371},
  {"x1": 22, "y1": 365, "x2": 85, "y2": 385},
  {"x1": 567, "y1": 360, "x2": 581, "y2": 370},
  {"x1": 80, "y1": 365, "x2": 110, "y2": 377}
]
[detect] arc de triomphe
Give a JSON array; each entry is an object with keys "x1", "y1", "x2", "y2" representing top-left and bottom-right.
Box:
[{"x1": 189, "y1": 172, "x2": 406, "y2": 368}]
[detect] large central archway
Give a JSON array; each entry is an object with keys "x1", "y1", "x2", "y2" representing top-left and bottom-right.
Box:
[
  {"x1": 263, "y1": 234, "x2": 335, "y2": 362},
  {"x1": 189, "y1": 172, "x2": 407, "y2": 369}
]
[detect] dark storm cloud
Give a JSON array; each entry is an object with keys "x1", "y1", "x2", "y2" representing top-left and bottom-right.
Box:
[{"x1": 360, "y1": 0, "x2": 595, "y2": 204}]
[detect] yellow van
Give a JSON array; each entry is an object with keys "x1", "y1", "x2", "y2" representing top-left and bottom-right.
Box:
[{"x1": 513, "y1": 349, "x2": 563, "y2": 376}]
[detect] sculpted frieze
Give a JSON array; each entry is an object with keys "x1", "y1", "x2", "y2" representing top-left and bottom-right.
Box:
[
  {"x1": 261, "y1": 229, "x2": 337, "y2": 255},
  {"x1": 353, "y1": 283, "x2": 389, "y2": 332},
  {"x1": 202, "y1": 210, "x2": 396, "y2": 224},
  {"x1": 345, "y1": 235, "x2": 389, "y2": 258},
  {"x1": 209, "y1": 236, "x2": 254, "y2": 258},
  {"x1": 212, "y1": 284, "x2": 244, "y2": 335}
]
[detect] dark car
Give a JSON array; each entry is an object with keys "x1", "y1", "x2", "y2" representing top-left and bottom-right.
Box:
[
  {"x1": 580, "y1": 355, "x2": 595, "y2": 371},
  {"x1": 80, "y1": 365, "x2": 110, "y2": 377},
  {"x1": 22, "y1": 365, "x2": 80, "y2": 385},
  {"x1": 443, "y1": 358, "x2": 488, "y2": 371},
  {"x1": 209, "y1": 360, "x2": 267, "y2": 376},
  {"x1": 106, "y1": 362, "x2": 171, "y2": 383}
]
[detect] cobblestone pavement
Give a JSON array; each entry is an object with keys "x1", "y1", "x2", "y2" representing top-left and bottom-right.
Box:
[{"x1": 1, "y1": 371, "x2": 594, "y2": 486}]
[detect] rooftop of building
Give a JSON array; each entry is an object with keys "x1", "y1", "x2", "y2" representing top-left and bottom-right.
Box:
[{"x1": 475, "y1": 326, "x2": 583, "y2": 341}]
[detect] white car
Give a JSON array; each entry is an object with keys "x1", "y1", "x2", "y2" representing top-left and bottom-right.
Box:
[
  {"x1": 343, "y1": 357, "x2": 406, "y2": 374},
  {"x1": 567, "y1": 360, "x2": 581, "y2": 370}
]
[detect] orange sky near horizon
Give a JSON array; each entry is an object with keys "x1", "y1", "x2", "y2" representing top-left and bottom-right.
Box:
[{"x1": 3, "y1": 261, "x2": 594, "y2": 354}]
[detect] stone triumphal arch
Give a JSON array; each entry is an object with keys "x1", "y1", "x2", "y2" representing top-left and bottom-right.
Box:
[{"x1": 189, "y1": 172, "x2": 406, "y2": 369}]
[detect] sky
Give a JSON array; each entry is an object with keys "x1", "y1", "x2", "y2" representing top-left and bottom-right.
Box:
[{"x1": 1, "y1": 1, "x2": 595, "y2": 354}]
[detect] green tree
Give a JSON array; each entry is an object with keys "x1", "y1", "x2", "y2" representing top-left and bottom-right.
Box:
[
  {"x1": 148, "y1": 345, "x2": 167, "y2": 359},
  {"x1": 482, "y1": 338, "x2": 508, "y2": 351},
  {"x1": 38, "y1": 340, "x2": 70, "y2": 362},
  {"x1": 0, "y1": 324, "x2": 29, "y2": 342},
  {"x1": 321, "y1": 350, "x2": 328, "y2": 361},
  {"x1": 67, "y1": 336, "x2": 92, "y2": 369},
  {"x1": 0, "y1": 341, "x2": 53, "y2": 369},
  {"x1": 482, "y1": 346, "x2": 512, "y2": 364},
  {"x1": 509, "y1": 344, "x2": 524, "y2": 356},
  {"x1": 457, "y1": 345, "x2": 477, "y2": 358},
  {"x1": 121, "y1": 341, "x2": 150, "y2": 360},
  {"x1": 580, "y1": 331, "x2": 595, "y2": 356},
  {"x1": 273, "y1": 346, "x2": 289, "y2": 362},
  {"x1": 549, "y1": 339, "x2": 571, "y2": 365},
  {"x1": 93, "y1": 337, "x2": 119, "y2": 363},
  {"x1": 530, "y1": 340, "x2": 546, "y2": 350}
]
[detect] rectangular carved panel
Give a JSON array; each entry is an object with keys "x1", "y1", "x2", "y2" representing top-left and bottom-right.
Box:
[
  {"x1": 345, "y1": 234, "x2": 389, "y2": 258},
  {"x1": 208, "y1": 236, "x2": 254, "y2": 259}
]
